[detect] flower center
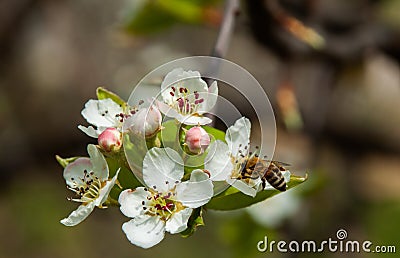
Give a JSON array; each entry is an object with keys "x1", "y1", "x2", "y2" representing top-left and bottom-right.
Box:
[
  {"x1": 168, "y1": 86, "x2": 204, "y2": 115},
  {"x1": 231, "y1": 143, "x2": 250, "y2": 177},
  {"x1": 141, "y1": 187, "x2": 183, "y2": 222},
  {"x1": 114, "y1": 99, "x2": 145, "y2": 123},
  {"x1": 67, "y1": 169, "x2": 104, "y2": 203}
]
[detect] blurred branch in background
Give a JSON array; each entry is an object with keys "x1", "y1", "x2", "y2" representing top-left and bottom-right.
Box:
[{"x1": 211, "y1": 0, "x2": 239, "y2": 58}]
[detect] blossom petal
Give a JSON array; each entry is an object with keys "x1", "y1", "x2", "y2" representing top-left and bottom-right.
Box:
[
  {"x1": 165, "y1": 208, "x2": 192, "y2": 234},
  {"x1": 177, "y1": 114, "x2": 212, "y2": 125},
  {"x1": 161, "y1": 68, "x2": 207, "y2": 104},
  {"x1": 122, "y1": 216, "x2": 165, "y2": 249},
  {"x1": 225, "y1": 117, "x2": 251, "y2": 157},
  {"x1": 226, "y1": 117, "x2": 251, "y2": 153},
  {"x1": 198, "y1": 81, "x2": 218, "y2": 114},
  {"x1": 246, "y1": 190, "x2": 301, "y2": 228},
  {"x1": 60, "y1": 202, "x2": 96, "y2": 226},
  {"x1": 205, "y1": 140, "x2": 233, "y2": 181},
  {"x1": 81, "y1": 99, "x2": 123, "y2": 128},
  {"x1": 78, "y1": 125, "x2": 99, "y2": 138},
  {"x1": 87, "y1": 144, "x2": 108, "y2": 180},
  {"x1": 283, "y1": 170, "x2": 291, "y2": 182},
  {"x1": 95, "y1": 169, "x2": 120, "y2": 207},
  {"x1": 142, "y1": 147, "x2": 184, "y2": 192},
  {"x1": 175, "y1": 169, "x2": 213, "y2": 208},
  {"x1": 119, "y1": 187, "x2": 151, "y2": 218},
  {"x1": 63, "y1": 158, "x2": 92, "y2": 188},
  {"x1": 155, "y1": 99, "x2": 180, "y2": 118},
  {"x1": 226, "y1": 178, "x2": 258, "y2": 197}
]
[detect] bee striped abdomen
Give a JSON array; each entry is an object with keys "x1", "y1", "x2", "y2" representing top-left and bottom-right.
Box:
[{"x1": 264, "y1": 165, "x2": 286, "y2": 191}]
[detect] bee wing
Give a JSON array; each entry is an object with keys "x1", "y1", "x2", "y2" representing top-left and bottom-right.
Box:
[
  {"x1": 272, "y1": 160, "x2": 291, "y2": 167},
  {"x1": 263, "y1": 160, "x2": 291, "y2": 167}
]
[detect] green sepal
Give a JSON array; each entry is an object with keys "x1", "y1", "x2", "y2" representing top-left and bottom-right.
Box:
[
  {"x1": 205, "y1": 174, "x2": 308, "y2": 211},
  {"x1": 55, "y1": 155, "x2": 79, "y2": 168},
  {"x1": 96, "y1": 87, "x2": 127, "y2": 109},
  {"x1": 180, "y1": 207, "x2": 205, "y2": 238}
]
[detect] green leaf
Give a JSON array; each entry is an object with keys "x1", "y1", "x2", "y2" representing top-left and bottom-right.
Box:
[
  {"x1": 180, "y1": 207, "x2": 205, "y2": 238},
  {"x1": 55, "y1": 155, "x2": 79, "y2": 168},
  {"x1": 156, "y1": 0, "x2": 203, "y2": 24},
  {"x1": 124, "y1": 2, "x2": 177, "y2": 34},
  {"x1": 203, "y1": 125, "x2": 226, "y2": 142},
  {"x1": 106, "y1": 156, "x2": 143, "y2": 201},
  {"x1": 123, "y1": 0, "x2": 221, "y2": 34},
  {"x1": 206, "y1": 174, "x2": 308, "y2": 210},
  {"x1": 122, "y1": 132, "x2": 151, "y2": 186},
  {"x1": 183, "y1": 152, "x2": 206, "y2": 175},
  {"x1": 96, "y1": 87, "x2": 127, "y2": 109}
]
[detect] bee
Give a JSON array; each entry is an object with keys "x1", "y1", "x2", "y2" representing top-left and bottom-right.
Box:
[{"x1": 238, "y1": 156, "x2": 289, "y2": 192}]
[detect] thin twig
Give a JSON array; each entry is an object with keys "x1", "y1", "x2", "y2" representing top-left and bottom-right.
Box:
[{"x1": 211, "y1": 0, "x2": 240, "y2": 58}]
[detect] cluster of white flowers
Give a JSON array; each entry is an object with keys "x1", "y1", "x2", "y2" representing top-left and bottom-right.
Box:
[{"x1": 58, "y1": 68, "x2": 296, "y2": 249}]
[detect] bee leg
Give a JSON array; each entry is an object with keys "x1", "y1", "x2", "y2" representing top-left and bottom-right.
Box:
[
  {"x1": 240, "y1": 175, "x2": 259, "y2": 180},
  {"x1": 261, "y1": 178, "x2": 266, "y2": 190}
]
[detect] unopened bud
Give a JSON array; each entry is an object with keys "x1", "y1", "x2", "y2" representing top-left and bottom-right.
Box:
[
  {"x1": 185, "y1": 126, "x2": 210, "y2": 154},
  {"x1": 98, "y1": 127, "x2": 122, "y2": 152},
  {"x1": 125, "y1": 106, "x2": 162, "y2": 138}
]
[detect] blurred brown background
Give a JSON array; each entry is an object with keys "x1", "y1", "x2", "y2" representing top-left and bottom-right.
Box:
[{"x1": 0, "y1": 0, "x2": 399, "y2": 257}]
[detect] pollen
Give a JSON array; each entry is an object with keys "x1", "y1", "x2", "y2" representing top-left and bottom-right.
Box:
[
  {"x1": 140, "y1": 188, "x2": 182, "y2": 222},
  {"x1": 67, "y1": 169, "x2": 104, "y2": 203},
  {"x1": 167, "y1": 85, "x2": 204, "y2": 116}
]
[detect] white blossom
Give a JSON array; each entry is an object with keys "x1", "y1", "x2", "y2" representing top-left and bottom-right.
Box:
[
  {"x1": 119, "y1": 147, "x2": 213, "y2": 248},
  {"x1": 60, "y1": 144, "x2": 119, "y2": 226},
  {"x1": 78, "y1": 98, "x2": 124, "y2": 138},
  {"x1": 155, "y1": 68, "x2": 218, "y2": 125}
]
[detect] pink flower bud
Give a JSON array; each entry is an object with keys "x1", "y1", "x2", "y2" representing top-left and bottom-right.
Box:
[
  {"x1": 185, "y1": 126, "x2": 210, "y2": 154},
  {"x1": 125, "y1": 106, "x2": 162, "y2": 138},
  {"x1": 98, "y1": 127, "x2": 122, "y2": 152}
]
